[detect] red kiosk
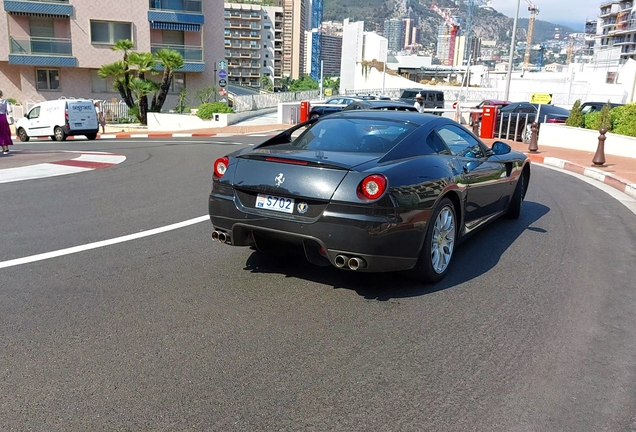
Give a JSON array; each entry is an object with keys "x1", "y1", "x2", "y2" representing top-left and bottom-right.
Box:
[
  {"x1": 480, "y1": 105, "x2": 498, "y2": 139},
  {"x1": 299, "y1": 101, "x2": 311, "y2": 123}
]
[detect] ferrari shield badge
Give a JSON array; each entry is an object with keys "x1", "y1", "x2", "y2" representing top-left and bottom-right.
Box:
[{"x1": 297, "y1": 202, "x2": 308, "y2": 214}]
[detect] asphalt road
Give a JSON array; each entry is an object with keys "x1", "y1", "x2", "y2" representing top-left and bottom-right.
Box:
[{"x1": 2, "y1": 137, "x2": 636, "y2": 431}]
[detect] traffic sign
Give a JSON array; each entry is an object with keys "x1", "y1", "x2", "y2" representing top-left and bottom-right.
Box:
[
  {"x1": 218, "y1": 60, "x2": 227, "y2": 70},
  {"x1": 218, "y1": 69, "x2": 227, "y2": 79},
  {"x1": 218, "y1": 79, "x2": 227, "y2": 88},
  {"x1": 219, "y1": 88, "x2": 228, "y2": 97},
  {"x1": 530, "y1": 93, "x2": 552, "y2": 104}
]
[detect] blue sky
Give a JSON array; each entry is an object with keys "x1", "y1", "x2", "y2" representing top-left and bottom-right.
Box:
[{"x1": 490, "y1": 0, "x2": 600, "y2": 30}]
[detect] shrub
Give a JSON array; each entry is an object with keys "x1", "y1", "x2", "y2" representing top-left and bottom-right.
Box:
[
  {"x1": 598, "y1": 102, "x2": 612, "y2": 131},
  {"x1": 584, "y1": 111, "x2": 601, "y2": 130},
  {"x1": 565, "y1": 99, "x2": 584, "y2": 127},
  {"x1": 611, "y1": 103, "x2": 636, "y2": 137},
  {"x1": 196, "y1": 102, "x2": 234, "y2": 119}
]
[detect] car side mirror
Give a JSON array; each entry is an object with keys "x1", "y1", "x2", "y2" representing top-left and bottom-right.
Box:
[{"x1": 491, "y1": 141, "x2": 511, "y2": 155}]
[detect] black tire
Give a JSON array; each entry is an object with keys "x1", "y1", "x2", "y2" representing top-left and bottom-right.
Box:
[
  {"x1": 506, "y1": 169, "x2": 527, "y2": 219},
  {"x1": 409, "y1": 198, "x2": 457, "y2": 284},
  {"x1": 86, "y1": 133, "x2": 97, "y2": 140},
  {"x1": 17, "y1": 128, "x2": 30, "y2": 142},
  {"x1": 54, "y1": 126, "x2": 67, "y2": 141}
]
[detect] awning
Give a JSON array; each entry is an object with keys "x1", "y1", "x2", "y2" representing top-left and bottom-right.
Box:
[{"x1": 150, "y1": 21, "x2": 200, "y2": 32}]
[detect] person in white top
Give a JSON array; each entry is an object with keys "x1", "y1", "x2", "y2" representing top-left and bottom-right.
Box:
[
  {"x1": 94, "y1": 101, "x2": 106, "y2": 134},
  {"x1": 0, "y1": 90, "x2": 13, "y2": 154},
  {"x1": 414, "y1": 93, "x2": 425, "y2": 113}
]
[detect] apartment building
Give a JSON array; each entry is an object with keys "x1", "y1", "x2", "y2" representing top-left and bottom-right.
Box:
[
  {"x1": 224, "y1": 3, "x2": 284, "y2": 88},
  {"x1": 0, "y1": 0, "x2": 224, "y2": 106},
  {"x1": 383, "y1": 18, "x2": 404, "y2": 53},
  {"x1": 283, "y1": 0, "x2": 307, "y2": 79},
  {"x1": 595, "y1": 0, "x2": 636, "y2": 68}
]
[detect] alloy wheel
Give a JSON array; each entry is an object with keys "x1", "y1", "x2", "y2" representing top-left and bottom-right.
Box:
[{"x1": 430, "y1": 206, "x2": 456, "y2": 274}]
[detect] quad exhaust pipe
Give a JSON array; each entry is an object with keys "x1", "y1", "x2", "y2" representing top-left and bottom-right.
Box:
[
  {"x1": 335, "y1": 254, "x2": 367, "y2": 271},
  {"x1": 212, "y1": 231, "x2": 230, "y2": 244}
]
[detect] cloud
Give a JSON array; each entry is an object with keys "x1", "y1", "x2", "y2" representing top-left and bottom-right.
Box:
[{"x1": 490, "y1": 0, "x2": 600, "y2": 27}]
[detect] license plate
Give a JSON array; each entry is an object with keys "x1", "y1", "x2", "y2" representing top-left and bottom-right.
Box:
[
  {"x1": 74, "y1": 123, "x2": 82, "y2": 127},
  {"x1": 255, "y1": 194, "x2": 294, "y2": 214}
]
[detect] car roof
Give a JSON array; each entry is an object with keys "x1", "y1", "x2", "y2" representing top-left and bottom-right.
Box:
[
  {"x1": 356, "y1": 100, "x2": 413, "y2": 107},
  {"x1": 325, "y1": 110, "x2": 447, "y2": 126}
]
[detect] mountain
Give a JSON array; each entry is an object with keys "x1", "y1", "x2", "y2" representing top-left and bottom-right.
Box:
[{"x1": 323, "y1": 0, "x2": 576, "y2": 46}]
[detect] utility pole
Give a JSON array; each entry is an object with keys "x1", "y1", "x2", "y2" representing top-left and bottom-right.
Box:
[{"x1": 504, "y1": 0, "x2": 521, "y2": 101}]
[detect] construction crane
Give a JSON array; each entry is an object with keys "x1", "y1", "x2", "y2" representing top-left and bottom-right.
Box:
[
  {"x1": 462, "y1": 0, "x2": 476, "y2": 66},
  {"x1": 431, "y1": 3, "x2": 460, "y2": 66},
  {"x1": 522, "y1": 0, "x2": 539, "y2": 70}
]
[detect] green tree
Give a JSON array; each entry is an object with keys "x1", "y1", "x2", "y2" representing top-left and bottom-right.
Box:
[
  {"x1": 260, "y1": 75, "x2": 274, "y2": 92},
  {"x1": 289, "y1": 74, "x2": 319, "y2": 91},
  {"x1": 151, "y1": 48, "x2": 185, "y2": 112},
  {"x1": 323, "y1": 77, "x2": 340, "y2": 92},
  {"x1": 565, "y1": 99, "x2": 584, "y2": 127},
  {"x1": 196, "y1": 86, "x2": 217, "y2": 104}
]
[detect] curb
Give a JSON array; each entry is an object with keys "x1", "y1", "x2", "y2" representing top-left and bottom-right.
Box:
[
  {"x1": 0, "y1": 151, "x2": 126, "y2": 184},
  {"x1": 10, "y1": 131, "x2": 283, "y2": 141},
  {"x1": 526, "y1": 153, "x2": 636, "y2": 200}
]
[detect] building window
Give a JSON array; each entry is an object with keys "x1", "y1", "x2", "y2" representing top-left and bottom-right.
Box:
[
  {"x1": 36, "y1": 68, "x2": 60, "y2": 91},
  {"x1": 90, "y1": 21, "x2": 133, "y2": 45},
  {"x1": 90, "y1": 70, "x2": 117, "y2": 93},
  {"x1": 264, "y1": 24, "x2": 271, "y2": 29},
  {"x1": 151, "y1": 72, "x2": 186, "y2": 94},
  {"x1": 263, "y1": 60, "x2": 267, "y2": 67}
]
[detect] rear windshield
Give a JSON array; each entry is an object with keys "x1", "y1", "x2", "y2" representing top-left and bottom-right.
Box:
[{"x1": 292, "y1": 118, "x2": 417, "y2": 153}]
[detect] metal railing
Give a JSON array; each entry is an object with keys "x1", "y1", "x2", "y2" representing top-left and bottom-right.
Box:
[
  {"x1": 151, "y1": 43, "x2": 203, "y2": 62},
  {"x1": 148, "y1": 0, "x2": 201, "y2": 13},
  {"x1": 10, "y1": 37, "x2": 72, "y2": 56}
]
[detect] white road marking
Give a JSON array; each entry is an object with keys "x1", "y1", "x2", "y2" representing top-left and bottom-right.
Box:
[
  {"x1": 0, "y1": 215, "x2": 210, "y2": 269},
  {"x1": 0, "y1": 163, "x2": 92, "y2": 184}
]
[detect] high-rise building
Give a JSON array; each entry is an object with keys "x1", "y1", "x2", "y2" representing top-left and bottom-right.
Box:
[
  {"x1": 304, "y1": 32, "x2": 341, "y2": 77},
  {"x1": 594, "y1": 0, "x2": 636, "y2": 68},
  {"x1": 0, "y1": 0, "x2": 224, "y2": 105},
  {"x1": 282, "y1": 0, "x2": 308, "y2": 78},
  {"x1": 403, "y1": 18, "x2": 414, "y2": 49},
  {"x1": 383, "y1": 18, "x2": 404, "y2": 53},
  {"x1": 224, "y1": 3, "x2": 284, "y2": 88}
]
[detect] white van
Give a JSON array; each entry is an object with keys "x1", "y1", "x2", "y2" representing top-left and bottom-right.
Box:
[{"x1": 15, "y1": 99, "x2": 99, "y2": 141}]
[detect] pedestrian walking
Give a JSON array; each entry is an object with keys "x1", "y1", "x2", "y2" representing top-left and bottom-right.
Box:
[
  {"x1": 94, "y1": 100, "x2": 106, "y2": 134},
  {"x1": 0, "y1": 90, "x2": 13, "y2": 154},
  {"x1": 414, "y1": 93, "x2": 425, "y2": 113}
]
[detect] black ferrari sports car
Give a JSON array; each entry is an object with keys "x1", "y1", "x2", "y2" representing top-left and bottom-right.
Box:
[{"x1": 209, "y1": 111, "x2": 530, "y2": 283}]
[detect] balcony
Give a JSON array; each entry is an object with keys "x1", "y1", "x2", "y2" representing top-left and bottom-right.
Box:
[
  {"x1": 4, "y1": 0, "x2": 73, "y2": 17},
  {"x1": 9, "y1": 36, "x2": 76, "y2": 67},
  {"x1": 151, "y1": 43, "x2": 204, "y2": 72},
  {"x1": 148, "y1": 0, "x2": 204, "y2": 26},
  {"x1": 148, "y1": 0, "x2": 201, "y2": 12}
]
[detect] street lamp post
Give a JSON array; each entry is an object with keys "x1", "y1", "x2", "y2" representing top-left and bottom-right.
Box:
[{"x1": 504, "y1": 0, "x2": 522, "y2": 101}]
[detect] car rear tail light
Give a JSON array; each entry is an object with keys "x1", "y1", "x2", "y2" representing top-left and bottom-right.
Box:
[
  {"x1": 65, "y1": 109, "x2": 69, "y2": 125},
  {"x1": 547, "y1": 118, "x2": 564, "y2": 123},
  {"x1": 358, "y1": 174, "x2": 387, "y2": 200},
  {"x1": 214, "y1": 157, "x2": 229, "y2": 178}
]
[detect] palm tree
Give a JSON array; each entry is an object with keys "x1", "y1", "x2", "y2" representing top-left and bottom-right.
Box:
[
  {"x1": 111, "y1": 39, "x2": 135, "y2": 107},
  {"x1": 151, "y1": 49, "x2": 184, "y2": 112},
  {"x1": 98, "y1": 61, "x2": 129, "y2": 104},
  {"x1": 128, "y1": 77, "x2": 160, "y2": 124},
  {"x1": 128, "y1": 51, "x2": 156, "y2": 124}
]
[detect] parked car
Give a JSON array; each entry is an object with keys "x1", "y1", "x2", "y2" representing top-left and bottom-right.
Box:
[
  {"x1": 398, "y1": 88, "x2": 445, "y2": 114},
  {"x1": 495, "y1": 102, "x2": 570, "y2": 143},
  {"x1": 15, "y1": 99, "x2": 99, "y2": 142},
  {"x1": 308, "y1": 96, "x2": 364, "y2": 119},
  {"x1": 342, "y1": 100, "x2": 418, "y2": 112},
  {"x1": 208, "y1": 111, "x2": 530, "y2": 284},
  {"x1": 469, "y1": 99, "x2": 511, "y2": 126},
  {"x1": 579, "y1": 101, "x2": 623, "y2": 114}
]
